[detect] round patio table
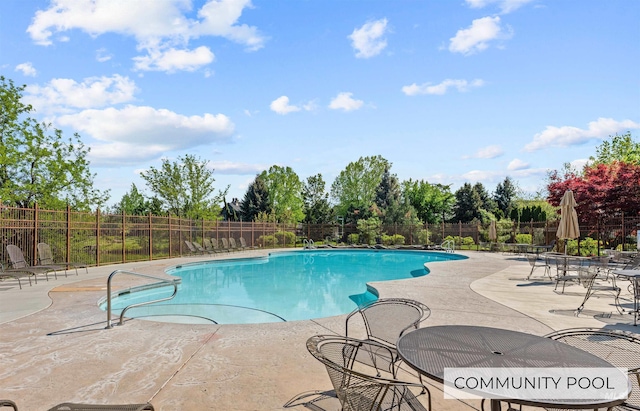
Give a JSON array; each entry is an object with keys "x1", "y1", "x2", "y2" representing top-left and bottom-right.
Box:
[
  {"x1": 396, "y1": 325, "x2": 628, "y2": 411},
  {"x1": 613, "y1": 269, "x2": 640, "y2": 326}
]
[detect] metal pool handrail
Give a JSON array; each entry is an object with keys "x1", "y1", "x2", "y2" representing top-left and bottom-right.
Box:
[{"x1": 106, "y1": 269, "x2": 179, "y2": 329}]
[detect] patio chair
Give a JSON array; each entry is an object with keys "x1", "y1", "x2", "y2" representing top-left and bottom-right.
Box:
[
  {"x1": 239, "y1": 237, "x2": 257, "y2": 250},
  {"x1": 306, "y1": 334, "x2": 430, "y2": 411},
  {"x1": 192, "y1": 241, "x2": 214, "y2": 255},
  {"x1": 5, "y1": 244, "x2": 58, "y2": 282},
  {"x1": 184, "y1": 240, "x2": 201, "y2": 255},
  {"x1": 47, "y1": 403, "x2": 154, "y2": 411},
  {"x1": 345, "y1": 298, "x2": 431, "y2": 385},
  {"x1": 210, "y1": 238, "x2": 229, "y2": 253},
  {"x1": 0, "y1": 400, "x2": 17, "y2": 410},
  {"x1": 525, "y1": 252, "x2": 550, "y2": 280},
  {"x1": 544, "y1": 328, "x2": 640, "y2": 411},
  {"x1": 228, "y1": 237, "x2": 242, "y2": 251},
  {"x1": 575, "y1": 265, "x2": 622, "y2": 315},
  {"x1": 202, "y1": 238, "x2": 222, "y2": 254},
  {"x1": 551, "y1": 255, "x2": 585, "y2": 293},
  {"x1": 37, "y1": 242, "x2": 88, "y2": 275},
  {"x1": 220, "y1": 237, "x2": 236, "y2": 252},
  {"x1": 0, "y1": 263, "x2": 32, "y2": 289}
]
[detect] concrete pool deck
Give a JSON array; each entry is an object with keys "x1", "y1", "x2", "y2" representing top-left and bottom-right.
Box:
[{"x1": 1, "y1": 249, "x2": 638, "y2": 410}]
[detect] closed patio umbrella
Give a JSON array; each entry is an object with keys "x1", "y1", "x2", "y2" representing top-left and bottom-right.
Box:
[
  {"x1": 556, "y1": 189, "x2": 580, "y2": 253},
  {"x1": 489, "y1": 220, "x2": 497, "y2": 242}
]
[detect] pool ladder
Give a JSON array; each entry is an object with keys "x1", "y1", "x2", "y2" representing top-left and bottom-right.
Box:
[
  {"x1": 303, "y1": 239, "x2": 316, "y2": 249},
  {"x1": 441, "y1": 239, "x2": 455, "y2": 253},
  {"x1": 105, "y1": 269, "x2": 179, "y2": 329}
]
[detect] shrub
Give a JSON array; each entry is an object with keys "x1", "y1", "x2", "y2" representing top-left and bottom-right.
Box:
[
  {"x1": 347, "y1": 233, "x2": 360, "y2": 244},
  {"x1": 274, "y1": 230, "x2": 296, "y2": 246},
  {"x1": 357, "y1": 217, "x2": 382, "y2": 245},
  {"x1": 257, "y1": 235, "x2": 278, "y2": 247},
  {"x1": 417, "y1": 229, "x2": 430, "y2": 245},
  {"x1": 515, "y1": 233, "x2": 532, "y2": 244},
  {"x1": 461, "y1": 236, "x2": 475, "y2": 246},
  {"x1": 391, "y1": 234, "x2": 405, "y2": 245},
  {"x1": 566, "y1": 237, "x2": 600, "y2": 256}
]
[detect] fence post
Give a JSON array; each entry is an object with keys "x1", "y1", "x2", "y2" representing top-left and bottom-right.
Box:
[
  {"x1": 149, "y1": 212, "x2": 153, "y2": 261},
  {"x1": 122, "y1": 211, "x2": 126, "y2": 263},
  {"x1": 33, "y1": 202, "x2": 39, "y2": 266},
  {"x1": 168, "y1": 214, "x2": 172, "y2": 258},
  {"x1": 66, "y1": 204, "x2": 71, "y2": 264},
  {"x1": 96, "y1": 208, "x2": 100, "y2": 266}
]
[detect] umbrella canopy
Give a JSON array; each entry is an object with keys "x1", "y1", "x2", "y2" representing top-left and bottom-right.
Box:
[
  {"x1": 556, "y1": 190, "x2": 580, "y2": 240},
  {"x1": 489, "y1": 220, "x2": 497, "y2": 242}
]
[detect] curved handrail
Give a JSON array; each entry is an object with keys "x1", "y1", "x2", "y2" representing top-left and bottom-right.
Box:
[
  {"x1": 106, "y1": 269, "x2": 179, "y2": 329},
  {"x1": 441, "y1": 239, "x2": 455, "y2": 253}
]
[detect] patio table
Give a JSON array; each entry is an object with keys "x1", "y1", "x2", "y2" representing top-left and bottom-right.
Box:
[
  {"x1": 396, "y1": 325, "x2": 628, "y2": 411},
  {"x1": 613, "y1": 269, "x2": 640, "y2": 326}
]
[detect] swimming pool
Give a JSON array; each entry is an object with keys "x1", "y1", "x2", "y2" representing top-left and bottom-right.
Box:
[{"x1": 103, "y1": 249, "x2": 466, "y2": 325}]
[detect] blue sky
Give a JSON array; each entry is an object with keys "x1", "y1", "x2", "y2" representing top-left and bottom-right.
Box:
[{"x1": 2, "y1": 0, "x2": 639, "y2": 207}]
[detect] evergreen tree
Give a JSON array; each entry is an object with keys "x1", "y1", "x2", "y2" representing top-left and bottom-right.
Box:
[
  {"x1": 374, "y1": 167, "x2": 404, "y2": 224},
  {"x1": 493, "y1": 177, "x2": 517, "y2": 219},
  {"x1": 452, "y1": 183, "x2": 484, "y2": 222},
  {"x1": 240, "y1": 175, "x2": 270, "y2": 222},
  {"x1": 302, "y1": 174, "x2": 334, "y2": 224}
]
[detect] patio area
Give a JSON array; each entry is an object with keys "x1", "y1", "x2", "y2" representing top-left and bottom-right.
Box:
[{"x1": 1, "y1": 249, "x2": 638, "y2": 410}]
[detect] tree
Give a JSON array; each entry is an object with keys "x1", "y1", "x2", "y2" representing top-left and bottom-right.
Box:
[
  {"x1": 548, "y1": 162, "x2": 640, "y2": 225},
  {"x1": 493, "y1": 176, "x2": 518, "y2": 219},
  {"x1": 590, "y1": 132, "x2": 640, "y2": 165},
  {"x1": 331, "y1": 155, "x2": 390, "y2": 222},
  {"x1": 240, "y1": 175, "x2": 270, "y2": 222},
  {"x1": 402, "y1": 179, "x2": 454, "y2": 224},
  {"x1": 451, "y1": 183, "x2": 484, "y2": 223},
  {"x1": 374, "y1": 167, "x2": 406, "y2": 224},
  {"x1": 302, "y1": 174, "x2": 334, "y2": 224},
  {"x1": 139, "y1": 154, "x2": 226, "y2": 219},
  {"x1": 116, "y1": 183, "x2": 150, "y2": 215},
  {"x1": 0, "y1": 76, "x2": 108, "y2": 210},
  {"x1": 259, "y1": 165, "x2": 305, "y2": 223}
]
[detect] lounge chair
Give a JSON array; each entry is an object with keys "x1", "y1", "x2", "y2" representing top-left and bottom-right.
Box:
[
  {"x1": 47, "y1": 403, "x2": 154, "y2": 411},
  {"x1": 192, "y1": 241, "x2": 214, "y2": 255},
  {"x1": 239, "y1": 237, "x2": 257, "y2": 250},
  {"x1": 37, "y1": 242, "x2": 88, "y2": 275},
  {"x1": 0, "y1": 263, "x2": 33, "y2": 289},
  {"x1": 210, "y1": 238, "x2": 229, "y2": 253},
  {"x1": 228, "y1": 237, "x2": 242, "y2": 251},
  {"x1": 0, "y1": 399, "x2": 17, "y2": 410},
  {"x1": 307, "y1": 335, "x2": 430, "y2": 411},
  {"x1": 545, "y1": 328, "x2": 640, "y2": 410},
  {"x1": 202, "y1": 238, "x2": 222, "y2": 254},
  {"x1": 6, "y1": 245, "x2": 58, "y2": 282},
  {"x1": 184, "y1": 240, "x2": 201, "y2": 255},
  {"x1": 220, "y1": 237, "x2": 236, "y2": 252}
]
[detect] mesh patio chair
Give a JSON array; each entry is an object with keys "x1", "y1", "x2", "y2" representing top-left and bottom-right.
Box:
[
  {"x1": 306, "y1": 335, "x2": 430, "y2": 411},
  {"x1": 551, "y1": 255, "x2": 586, "y2": 293},
  {"x1": 0, "y1": 263, "x2": 32, "y2": 289},
  {"x1": 544, "y1": 328, "x2": 640, "y2": 411},
  {"x1": 525, "y1": 252, "x2": 550, "y2": 280},
  {"x1": 6, "y1": 244, "x2": 58, "y2": 282},
  {"x1": 210, "y1": 238, "x2": 229, "y2": 253},
  {"x1": 202, "y1": 238, "x2": 222, "y2": 254},
  {"x1": 228, "y1": 237, "x2": 241, "y2": 251},
  {"x1": 239, "y1": 237, "x2": 257, "y2": 250},
  {"x1": 192, "y1": 241, "x2": 214, "y2": 255},
  {"x1": 47, "y1": 403, "x2": 154, "y2": 411},
  {"x1": 0, "y1": 400, "x2": 17, "y2": 410},
  {"x1": 220, "y1": 237, "x2": 236, "y2": 252},
  {"x1": 37, "y1": 242, "x2": 88, "y2": 275},
  {"x1": 184, "y1": 240, "x2": 201, "y2": 255},
  {"x1": 575, "y1": 265, "x2": 622, "y2": 315}
]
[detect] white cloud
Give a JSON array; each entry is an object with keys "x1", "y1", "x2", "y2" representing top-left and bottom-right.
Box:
[
  {"x1": 449, "y1": 16, "x2": 511, "y2": 55},
  {"x1": 133, "y1": 46, "x2": 215, "y2": 72},
  {"x1": 27, "y1": 0, "x2": 264, "y2": 73},
  {"x1": 209, "y1": 160, "x2": 267, "y2": 175},
  {"x1": 56, "y1": 105, "x2": 235, "y2": 165},
  {"x1": 15, "y1": 62, "x2": 37, "y2": 77},
  {"x1": 329, "y1": 92, "x2": 364, "y2": 112},
  {"x1": 507, "y1": 158, "x2": 529, "y2": 170},
  {"x1": 349, "y1": 18, "x2": 389, "y2": 58},
  {"x1": 465, "y1": 0, "x2": 535, "y2": 14},
  {"x1": 24, "y1": 75, "x2": 137, "y2": 114},
  {"x1": 402, "y1": 79, "x2": 484, "y2": 96},
  {"x1": 465, "y1": 145, "x2": 504, "y2": 159},
  {"x1": 270, "y1": 96, "x2": 301, "y2": 115},
  {"x1": 524, "y1": 118, "x2": 640, "y2": 152},
  {"x1": 96, "y1": 48, "x2": 112, "y2": 62}
]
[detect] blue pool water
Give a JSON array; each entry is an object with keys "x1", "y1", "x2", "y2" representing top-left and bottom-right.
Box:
[{"x1": 103, "y1": 249, "x2": 466, "y2": 324}]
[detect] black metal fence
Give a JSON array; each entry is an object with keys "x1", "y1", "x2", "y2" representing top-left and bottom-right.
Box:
[{"x1": 1, "y1": 203, "x2": 638, "y2": 268}]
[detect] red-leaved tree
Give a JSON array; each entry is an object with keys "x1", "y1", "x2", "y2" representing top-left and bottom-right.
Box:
[{"x1": 547, "y1": 162, "x2": 640, "y2": 226}]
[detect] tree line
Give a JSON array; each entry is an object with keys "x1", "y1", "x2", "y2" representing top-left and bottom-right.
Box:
[{"x1": 2, "y1": 76, "x2": 639, "y2": 226}]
